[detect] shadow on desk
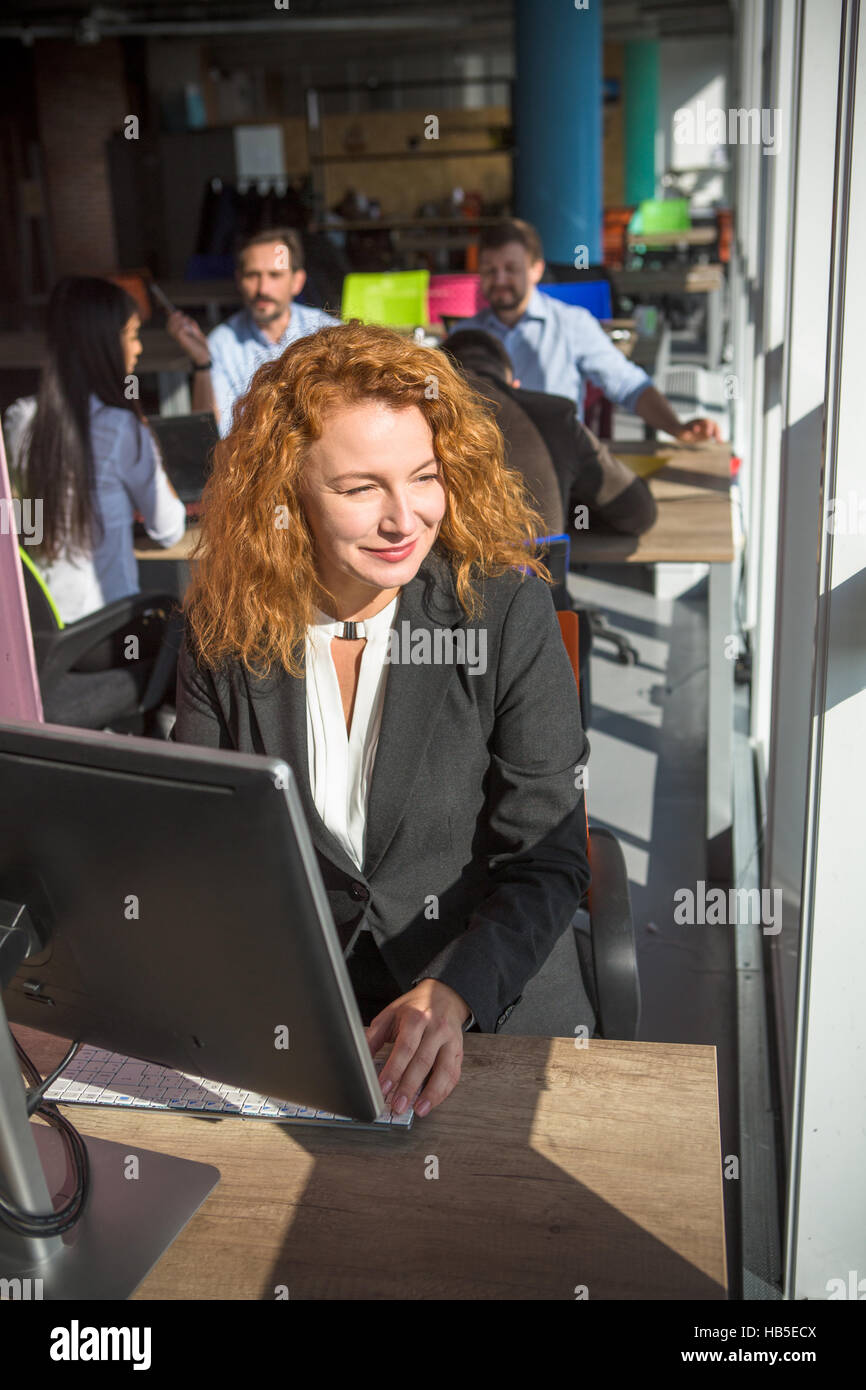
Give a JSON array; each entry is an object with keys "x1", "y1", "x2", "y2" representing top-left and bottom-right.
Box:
[
  {"x1": 653, "y1": 466, "x2": 732, "y2": 495},
  {"x1": 259, "y1": 1037, "x2": 727, "y2": 1301},
  {"x1": 15, "y1": 1030, "x2": 726, "y2": 1300}
]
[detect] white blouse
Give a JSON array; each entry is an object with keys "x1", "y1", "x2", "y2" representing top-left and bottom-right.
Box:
[
  {"x1": 3, "y1": 394, "x2": 186, "y2": 623},
  {"x1": 305, "y1": 595, "x2": 399, "y2": 873},
  {"x1": 305, "y1": 594, "x2": 476, "y2": 1028}
]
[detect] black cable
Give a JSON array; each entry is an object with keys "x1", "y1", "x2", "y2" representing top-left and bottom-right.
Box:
[
  {"x1": 24, "y1": 1039, "x2": 82, "y2": 1116},
  {"x1": 0, "y1": 1039, "x2": 90, "y2": 1237}
]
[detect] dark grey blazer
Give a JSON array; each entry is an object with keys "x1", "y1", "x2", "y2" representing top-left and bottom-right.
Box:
[{"x1": 173, "y1": 548, "x2": 590, "y2": 1033}]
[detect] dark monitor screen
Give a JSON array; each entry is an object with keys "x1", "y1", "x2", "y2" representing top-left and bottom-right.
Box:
[
  {"x1": 0, "y1": 720, "x2": 383, "y2": 1123},
  {"x1": 149, "y1": 412, "x2": 219, "y2": 505}
]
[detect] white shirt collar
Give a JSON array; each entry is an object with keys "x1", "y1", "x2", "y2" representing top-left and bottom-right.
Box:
[{"x1": 309, "y1": 594, "x2": 399, "y2": 640}]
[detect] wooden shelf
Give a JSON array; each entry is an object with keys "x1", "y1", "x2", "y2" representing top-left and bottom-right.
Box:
[{"x1": 311, "y1": 147, "x2": 511, "y2": 164}]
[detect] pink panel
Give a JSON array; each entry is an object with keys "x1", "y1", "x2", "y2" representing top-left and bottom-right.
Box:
[
  {"x1": 427, "y1": 274, "x2": 487, "y2": 326},
  {"x1": 0, "y1": 426, "x2": 43, "y2": 722}
]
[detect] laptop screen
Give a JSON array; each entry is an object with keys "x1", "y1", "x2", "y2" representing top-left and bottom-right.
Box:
[{"x1": 149, "y1": 413, "x2": 219, "y2": 505}]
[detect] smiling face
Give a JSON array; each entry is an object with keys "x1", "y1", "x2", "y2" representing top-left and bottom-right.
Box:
[
  {"x1": 300, "y1": 400, "x2": 447, "y2": 618},
  {"x1": 478, "y1": 242, "x2": 545, "y2": 321}
]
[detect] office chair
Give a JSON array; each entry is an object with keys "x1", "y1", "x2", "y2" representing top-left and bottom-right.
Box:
[
  {"x1": 427, "y1": 273, "x2": 485, "y2": 327},
  {"x1": 558, "y1": 609, "x2": 641, "y2": 1041},
  {"x1": 340, "y1": 270, "x2": 430, "y2": 329},
  {"x1": 19, "y1": 547, "x2": 180, "y2": 735},
  {"x1": 630, "y1": 197, "x2": 691, "y2": 236},
  {"x1": 585, "y1": 606, "x2": 639, "y2": 666},
  {"x1": 538, "y1": 279, "x2": 614, "y2": 321},
  {"x1": 529, "y1": 533, "x2": 593, "y2": 725},
  {"x1": 545, "y1": 261, "x2": 622, "y2": 316}
]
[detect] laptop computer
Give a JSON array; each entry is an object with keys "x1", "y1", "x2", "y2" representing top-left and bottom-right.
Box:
[{"x1": 149, "y1": 412, "x2": 219, "y2": 517}]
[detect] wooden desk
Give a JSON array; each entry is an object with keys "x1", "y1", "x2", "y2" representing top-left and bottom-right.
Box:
[
  {"x1": 0, "y1": 330, "x2": 191, "y2": 416},
  {"x1": 15, "y1": 1026, "x2": 727, "y2": 1300},
  {"x1": 574, "y1": 440, "x2": 734, "y2": 564},
  {"x1": 611, "y1": 264, "x2": 725, "y2": 296},
  {"x1": 626, "y1": 227, "x2": 718, "y2": 250},
  {"x1": 574, "y1": 439, "x2": 736, "y2": 878}
]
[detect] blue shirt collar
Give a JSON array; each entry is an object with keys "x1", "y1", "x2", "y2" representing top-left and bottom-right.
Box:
[{"x1": 242, "y1": 307, "x2": 298, "y2": 349}]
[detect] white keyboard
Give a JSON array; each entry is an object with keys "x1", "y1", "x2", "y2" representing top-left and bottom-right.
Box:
[{"x1": 43, "y1": 1044, "x2": 413, "y2": 1131}]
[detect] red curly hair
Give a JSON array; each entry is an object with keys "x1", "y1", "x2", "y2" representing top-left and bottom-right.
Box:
[{"x1": 184, "y1": 320, "x2": 550, "y2": 675}]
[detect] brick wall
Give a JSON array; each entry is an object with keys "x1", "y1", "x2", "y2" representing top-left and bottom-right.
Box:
[{"x1": 34, "y1": 39, "x2": 129, "y2": 276}]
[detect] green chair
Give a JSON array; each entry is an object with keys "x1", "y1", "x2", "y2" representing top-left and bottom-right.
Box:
[
  {"x1": 629, "y1": 198, "x2": 691, "y2": 236},
  {"x1": 340, "y1": 271, "x2": 430, "y2": 329},
  {"x1": 19, "y1": 546, "x2": 180, "y2": 735}
]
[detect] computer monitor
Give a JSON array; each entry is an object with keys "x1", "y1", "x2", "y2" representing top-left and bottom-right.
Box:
[
  {"x1": 0, "y1": 718, "x2": 386, "y2": 1294},
  {"x1": 149, "y1": 412, "x2": 219, "y2": 505},
  {"x1": 0, "y1": 719, "x2": 383, "y2": 1121}
]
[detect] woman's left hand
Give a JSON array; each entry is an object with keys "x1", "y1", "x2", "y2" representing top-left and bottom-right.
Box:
[{"x1": 365, "y1": 979, "x2": 471, "y2": 1118}]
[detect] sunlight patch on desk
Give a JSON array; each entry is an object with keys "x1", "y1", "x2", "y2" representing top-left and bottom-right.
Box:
[{"x1": 527, "y1": 1064, "x2": 728, "y2": 1291}]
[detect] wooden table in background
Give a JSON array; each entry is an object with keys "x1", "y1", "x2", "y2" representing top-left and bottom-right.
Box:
[
  {"x1": 15, "y1": 1026, "x2": 727, "y2": 1301},
  {"x1": 575, "y1": 439, "x2": 734, "y2": 565},
  {"x1": 626, "y1": 227, "x2": 718, "y2": 250},
  {"x1": 610, "y1": 263, "x2": 725, "y2": 368}
]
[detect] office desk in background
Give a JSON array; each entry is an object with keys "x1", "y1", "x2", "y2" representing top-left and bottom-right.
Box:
[
  {"x1": 626, "y1": 227, "x2": 718, "y2": 251},
  {"x1": 610, "y1": 264, "x2": 725, "y2": 369},
  {"x1": 15, "y1": 1026, "x2": 727, "y2": 1300},
  {"x1": 574, "y1": 438, "x2": 736, "y2": 879}
]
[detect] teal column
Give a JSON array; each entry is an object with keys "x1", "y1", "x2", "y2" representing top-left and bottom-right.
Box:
[
  {"x1": 514, "y1": 0, "x2": 602, "y2": 264},
  {"x1": 624, "y1": 41, "x2": 659, "y2": 205}
]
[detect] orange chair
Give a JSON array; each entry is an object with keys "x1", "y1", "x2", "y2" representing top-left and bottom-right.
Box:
[
  {"x1": 602, "y1": 205, "x2": 636, "y2": 268},
  {"x1": 557, "y1": 609, "x2": 641, "y2": 1040},
  {"x1": 104, "y1": 269, "x2": 153, "y2": 322}
]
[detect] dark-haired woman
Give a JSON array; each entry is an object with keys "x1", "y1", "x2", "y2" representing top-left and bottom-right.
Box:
[{"x1": 4, "y1": 276, "x2": 185, "y2": 623}]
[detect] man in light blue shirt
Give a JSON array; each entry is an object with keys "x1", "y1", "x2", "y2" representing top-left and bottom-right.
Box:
[
  {"x1": 457, "y1": 219, "x2": 721, "y2": 443},
  {"x1": 166, "y1": 227, "x2": 338, "y2": 436}
]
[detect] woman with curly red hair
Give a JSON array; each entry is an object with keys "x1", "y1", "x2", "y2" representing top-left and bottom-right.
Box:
[{"x1": 174, "y1": 321, "x2": 591, "y2": 1117}]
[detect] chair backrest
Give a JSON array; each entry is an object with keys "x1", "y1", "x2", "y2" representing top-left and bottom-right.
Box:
[
  {"x1": 104, "y1": 270, "x2": 153, "y2": 322},
  {"x1": 557, "y1": 608, "x2": 590, "y2": 845},
  {"x1": 556, "y1": 609, "x2": 581, "y2": 685},
  {"x1": 602, "y1": 206, "x2": 636, "y2": 268},
  {"x1": 534, "y1": 532, "x2": 571, "y2": 587},
  {"x1": 18, "y1": 546, "x2": 64, "y2": 632},
  {"x1": 427, "y1": 273, "x2": 485, "y2": 326},
  {"x1": 0, "y1": 430, "x2": 43, "y2": 720},
  {"x1": 631, "y1": 197, "x2": 691, "y2": 235},
  {"x1": 538, "y1": 280, "x2": 613, "y2": 320},
  {"x1": 341, "y1": 271, "x2": 430, "y2": 328}
]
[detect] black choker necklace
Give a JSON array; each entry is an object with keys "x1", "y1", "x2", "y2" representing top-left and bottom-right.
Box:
[{"x1": 332, "y1": 620, "x2": 366, "y2": 639}]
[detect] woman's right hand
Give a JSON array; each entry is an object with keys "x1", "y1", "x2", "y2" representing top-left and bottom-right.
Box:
[{"x1": 166, "y1": 310, "x2": 211, "y2": 368}]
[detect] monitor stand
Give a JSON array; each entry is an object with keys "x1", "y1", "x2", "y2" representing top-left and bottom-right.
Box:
[{"x1": 0, "y1": 1007, "x2": 220, "y2": 1300}]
